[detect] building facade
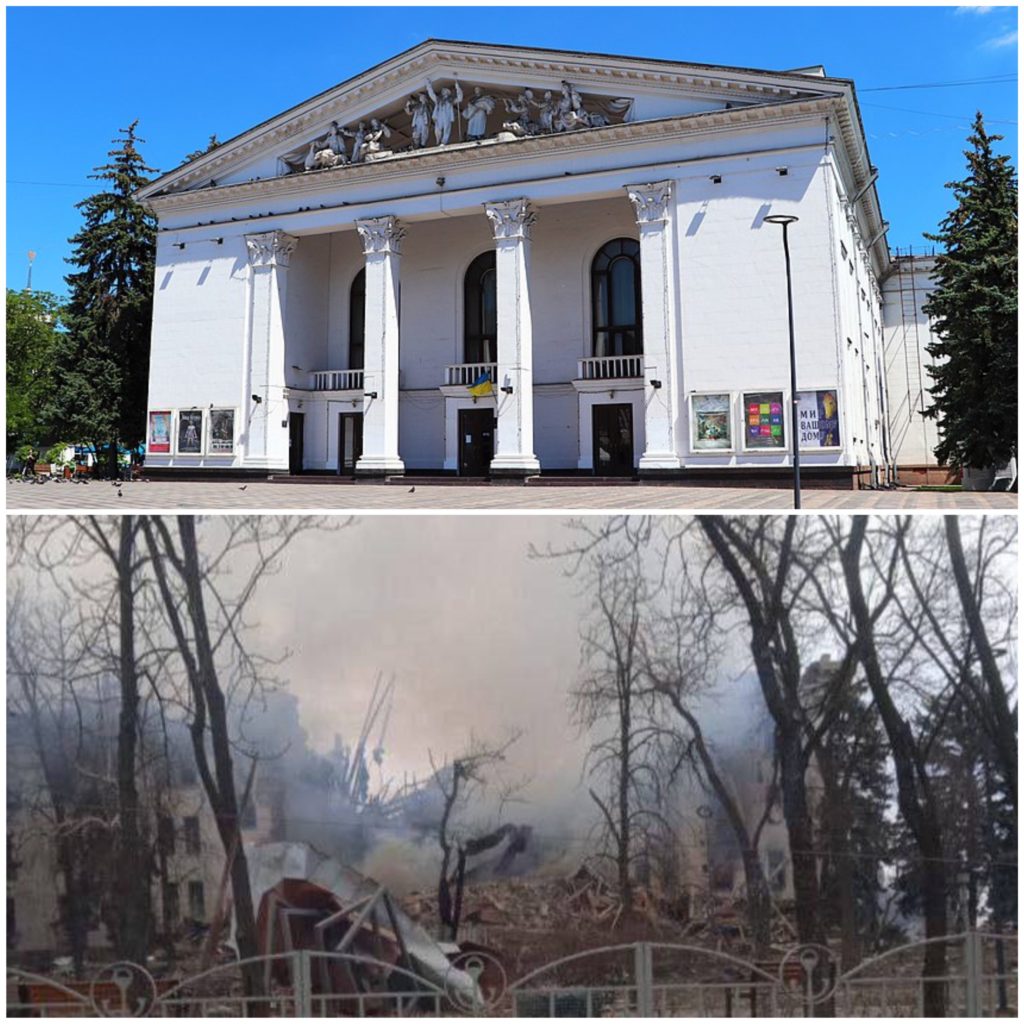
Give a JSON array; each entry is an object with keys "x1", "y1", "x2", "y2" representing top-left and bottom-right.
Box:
[{"x1": 138, "y1": 40, "x2": 896, "y2": 485}]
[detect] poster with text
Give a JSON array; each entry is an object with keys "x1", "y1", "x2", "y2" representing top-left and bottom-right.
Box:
[
  {"x1": 692, "y1": 393, "x2": 732, "y2": 450},
  {"x1": 743, "y1": 391, "x2": 785, "y2": 449},
  {"x1": 177, "y1": 410, "x2": 203, "y2": 454},
  {"x1": 148, "y1": 411, "x2": 172, "y2": 454},
  {"x1": 209, "y1": 409, "x2": 235, "y2": 454},
  {"x1": 797, "y1": 390, "x2": 841, "y2": 448}
]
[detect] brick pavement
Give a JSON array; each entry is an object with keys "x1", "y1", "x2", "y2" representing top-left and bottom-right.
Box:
[{"x1": 6, "y1": 478, "x2": 1017, "y2": 512}]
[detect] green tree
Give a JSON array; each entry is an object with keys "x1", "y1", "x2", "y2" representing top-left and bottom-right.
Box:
[
  {"x1": 6, "y1": 288, "x2": 64, "y2": 447},
  {"x1": 48, "y1": 121, "x2": 157, "y2": 472},
  {"x1": 922, "y1": 112, "x2": 1018, "y2": 472},
  {"x1": 184, "y1": 134, "x2": 221, "y2": 163}
]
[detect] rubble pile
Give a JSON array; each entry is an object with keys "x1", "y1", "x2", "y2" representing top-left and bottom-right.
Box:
[{"x1": 404, "y1": 865, "x2": 686, "y2": 936}]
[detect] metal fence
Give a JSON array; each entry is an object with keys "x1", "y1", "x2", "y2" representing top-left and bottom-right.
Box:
[{"x1": 7, "y1": 929, "x2": 1016, "y2": 1017}]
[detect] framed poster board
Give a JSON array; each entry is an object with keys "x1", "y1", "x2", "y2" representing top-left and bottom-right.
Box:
[
  {"x1": 691, "y1": 393, "x2": 733, "y2": 451},
  {"x1": 148, "y1": 411, "x2": 172, "y2": 454},
  {"x1": 208, "y1": 408, "x2": 236, "y2": 455},
  {"x1": 177, "y1": 410, "x2": 203, "y2": 454},
  {"x1": 743, "y1": 391, "x2": 786, "y2": 450},
  {"x1": 797, "y1": 390, "x2": 841, "y2": 449}
]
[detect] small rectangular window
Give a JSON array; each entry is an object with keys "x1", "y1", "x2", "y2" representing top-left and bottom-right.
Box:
[{"x1": 839, "y1": 240, "x2": 848, "y2": 260}]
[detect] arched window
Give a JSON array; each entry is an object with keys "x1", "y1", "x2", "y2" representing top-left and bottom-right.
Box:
[
  {"x1": 349, "y1": 269, "x2": 365, "y2": 370},
  {"x1": 463, "y1": 251, "x2": 497, "y2": 364},
  {"x1": 591, "y1": 238, "x2": 642, "y2": 357}
]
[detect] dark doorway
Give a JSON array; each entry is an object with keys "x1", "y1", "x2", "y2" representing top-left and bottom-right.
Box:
[
  {"x1": 338, "y1": 413, "x2": 363, "y2": 475},
  {"x1": 458, "y1": 407, "x2": 496, "y2": 476},
  {"x1": 592, "y1": 403, "x2": 635, "y2": 476},
  {"x1": 288, "y1": 413, "x2": 305, "y2": 475}
]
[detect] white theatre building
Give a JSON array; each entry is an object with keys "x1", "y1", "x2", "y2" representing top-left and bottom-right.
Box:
[{"x1": 138, "y1": 39, "x2": 904, "y2": 485}]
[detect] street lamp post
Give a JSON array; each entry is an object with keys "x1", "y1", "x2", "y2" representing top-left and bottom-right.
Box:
[{"x1": 763, "y1": 214, "x2": 801, "y2": 509}]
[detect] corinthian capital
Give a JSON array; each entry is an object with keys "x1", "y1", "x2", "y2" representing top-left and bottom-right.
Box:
[
  {"x1": 626, "y1": 181, "x2": 673, "y2": 225},
  {"x1": 484, "y1": 198, "x2": 536, "y2": 241},
  {"x1": 245, "y1": 230, "x2": 299, "y2": 268},
  {"x1": 355, "y1": 216, "x2": 405, "y2": 256}
]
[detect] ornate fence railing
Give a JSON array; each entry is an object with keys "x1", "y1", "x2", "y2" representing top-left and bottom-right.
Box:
[{"x1": 8, "y1": 929, "x2": 1016, "y2": 1017}]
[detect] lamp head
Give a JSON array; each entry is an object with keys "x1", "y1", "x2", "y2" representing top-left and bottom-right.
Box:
[{"x1": 764, "y1": 214, "x2": 799, "y2": 226}]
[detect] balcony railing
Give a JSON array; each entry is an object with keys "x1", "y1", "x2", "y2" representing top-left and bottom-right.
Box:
[
  {"x1": 444, "y1": 362, "x2": 499, "y2": 387},
  {"x1": 311, "y1": 369, "x2": 364, "y2": 392},
  {"x1": 578, "y1": 355, "x2": 644, "y2": 380}
]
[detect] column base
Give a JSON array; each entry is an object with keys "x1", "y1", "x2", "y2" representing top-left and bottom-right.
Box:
[
  {"x1": 638, "y1": 452, "x2": 683, "y2": 474},
  {"x1": 489, "y1": 454, "x2": 541, "y2": 478},
  {"x1": 355, "y1": 455, "x2": 405, "y2": 477}
]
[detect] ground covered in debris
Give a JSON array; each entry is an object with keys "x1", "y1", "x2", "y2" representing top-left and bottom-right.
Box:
[{"x1": 401, "y1": 867, "x2": 705, "y2": 980}]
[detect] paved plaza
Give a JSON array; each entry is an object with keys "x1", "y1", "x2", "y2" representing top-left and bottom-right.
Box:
[{"x1": 6, "y1": 478, "x2": 1016, "y2": 512}]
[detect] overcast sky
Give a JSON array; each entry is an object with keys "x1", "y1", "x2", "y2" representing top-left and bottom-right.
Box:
[{"x1": 247, "y1": 517, "x2": 590, "y2": 792}]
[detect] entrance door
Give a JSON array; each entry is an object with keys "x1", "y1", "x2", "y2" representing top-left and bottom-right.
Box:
[
  {"x1": 338, "y1": 413, "x2": 363, "y2": 475},
  {"x1": 592, "y1": 403, "x2": 635, "y2": 476},
  {"x1": 288, "y1": 413, "x2": 305, "y2": 475},
  {"x1": 458, "y1": 408, "x2": 496, "y2": 476}
]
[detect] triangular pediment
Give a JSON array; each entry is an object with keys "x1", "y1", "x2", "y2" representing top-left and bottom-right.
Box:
[{"x1": 139, "y1": 39, "x2": 852, "y2": 200}]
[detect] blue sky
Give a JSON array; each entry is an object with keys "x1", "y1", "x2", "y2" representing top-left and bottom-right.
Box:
[{"x1": 6, "y1": 4, "x2": 1018, "y2": 296}]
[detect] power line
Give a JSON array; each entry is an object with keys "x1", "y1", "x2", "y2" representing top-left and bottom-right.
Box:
[
  {"x1": 861, "y1": 74, "x2": 1017, "y2": 93},
  {"x1": 861, "y1": 101, "x2": 1018, "y2": 126}
]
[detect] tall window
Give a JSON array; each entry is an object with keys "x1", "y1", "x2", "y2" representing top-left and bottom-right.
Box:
[
  {"x1": 349, "y1": 269, "x2": 365, "y2": 370},
  {"x1": 463, "y1": 252, "x2": 497, "y2": 364},
  {"x1": 591, "y1": 238, "x2": 642, "y2": 357}
]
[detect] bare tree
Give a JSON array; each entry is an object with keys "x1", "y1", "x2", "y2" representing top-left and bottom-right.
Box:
[
  {"x1": 430, "y1": 732, "x2": 526, "y2": 940},
  {"x1": 141, "y1": 515, "x2": 337, "y2": 998}
]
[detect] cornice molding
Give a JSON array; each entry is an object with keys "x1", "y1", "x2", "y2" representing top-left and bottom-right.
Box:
[{"x1": 147, "y1": 96, "x2": 842, "y2": 216}]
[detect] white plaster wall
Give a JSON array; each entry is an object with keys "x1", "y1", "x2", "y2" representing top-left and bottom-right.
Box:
[
  {"x1": 882, "y1": 258, "x2": 941, "y2": 469},
  {"x1": 399, "y1": 391, "x2": 445, "y2": 469},
  {"x1": 535, "y1": 385, "x2": 583, "y2": 469},
  {"x1": 672, "y1": 145, "x2": 852, "y2": 465},
  {"x1": 283, "y1": 233, "x2": 330, "y2": 388}
]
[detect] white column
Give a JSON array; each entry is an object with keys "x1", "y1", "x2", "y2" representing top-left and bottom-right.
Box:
[
  {"x1": 354, "y1": 216, "x2": 405, "y2": 476},
  {"x1": 485, "y1": 198, "x2": 541, "y2": 476},
  {"x1": 244, "y1": 230, "x2": 298, "y2": 469},
  {"x1": 626, "y1": 181, "x2": 682, "y2": 472}
]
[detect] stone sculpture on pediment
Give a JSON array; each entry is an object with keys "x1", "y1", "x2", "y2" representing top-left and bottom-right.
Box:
[
  {"x1": 500, "y1": 90, "x2": 540, "y2": 138},
  {"x1": 362, "y1": 118, "x2": 394, "y2": 161},
  {"x1": 427, "y1": 79, "x2": 464, "y2": 146},
  {"x1": 280, "y1": 71, "x2": 636, "y2": 175},
  {"x1": 462, "y1": 87, "x2": 497, "y2": 141},
  {"x1": 405, "y1": 91, "x2": 432, "y2": 148}
]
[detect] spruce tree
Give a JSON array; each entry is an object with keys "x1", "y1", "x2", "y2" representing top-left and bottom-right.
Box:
[
  {"x1": 922, "y1": 112, "x2": 1018, "y2": 472},
  {"x1": 49, "y1": 121, "x2": 157, "y2": 471}
]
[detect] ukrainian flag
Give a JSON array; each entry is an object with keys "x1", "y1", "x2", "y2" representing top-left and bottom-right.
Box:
[{"x1": 467, "y1": 371, "x2": 494, "y2": 397}]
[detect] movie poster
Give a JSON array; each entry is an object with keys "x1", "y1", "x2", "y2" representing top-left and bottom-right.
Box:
[
  {"x1": 148, "y1": 411, "x2": 172, "y2": 454},
  {"x1": 177, "y1": 410, "x2": 203, "y2": 454},
  {"x1": 692, "y1": 393, "x2": 732, "y2": 450},
  {"x1": 209, "y1": 409, "x2": 235, "y2": 454},
  {"x1": 797, "y1": 390, "x2": 841, "y2": 448},
  {"x1": 743, "y1": 391, "x2": 786, "y2": 449}
]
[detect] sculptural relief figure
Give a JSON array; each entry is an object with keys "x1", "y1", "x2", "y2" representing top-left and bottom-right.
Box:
[
  {"x1": 324, "y1": 121, "x2": 346, "y2": 158},
  {"x1": 530, "y1": 90, "x2": 559, "y2": 134},
  {"x1": 555, "y1": 80, "x2": 586, "y2": 131},
  {"x1": 303, "y1": 142, "x2": 318, "y2": 171},
  {"x1": 346, "y1": 122, "x2": 368, "y2": 164},
  {"x1": 405, "y1": 91, "x2": 432, "y2": 148},
  {"x1": 362, "y1": 118, "x2": 393, "y2": 159},
  {"x1": 461, "y1": 86, "x2": 496, "y2": 141},
  {"x1": 501, "y1": 90, "x2": 538, "y2": 137},
  {"x1": 426, "y1": 79, "x2": 463, "y2": 146}
]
